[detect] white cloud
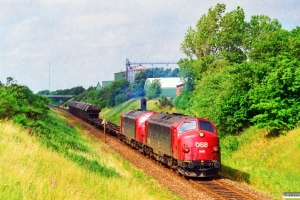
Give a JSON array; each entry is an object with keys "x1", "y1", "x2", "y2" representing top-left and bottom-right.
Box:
[{"x1": 0, "y1": 0, "x2": 299, "y2": 92}]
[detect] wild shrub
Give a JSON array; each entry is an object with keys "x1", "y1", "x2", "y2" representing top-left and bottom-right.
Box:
[
  {"x1": 221, "y1": 135, "x2": 240, "y2": 156},
  {"x1": 13, "y1": 114, "x2": 33, "y2": 126},
  {"x1": 158, "y1": 96, "x2": 173, "y2": 108}
]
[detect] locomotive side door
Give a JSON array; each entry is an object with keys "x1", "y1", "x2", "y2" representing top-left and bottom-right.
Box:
[{"x1": 171, "y1": 126, "x2": 178, "y2": 159}]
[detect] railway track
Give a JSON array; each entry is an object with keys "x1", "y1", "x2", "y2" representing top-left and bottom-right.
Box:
[
  {"x1": 190, "y1": 178, "x2": 256, "y2": 200},
  {"x1": 49, "y1": 104, "x2": 269, "y2": 200}
]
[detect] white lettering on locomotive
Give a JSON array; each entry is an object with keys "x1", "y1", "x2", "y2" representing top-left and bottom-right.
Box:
[
  {"x1": 195, "y1": 142, "x2": 208, "y2": 148},
  {"x1": 199, "y1": 150, "x2": 205, "y2": 153}
]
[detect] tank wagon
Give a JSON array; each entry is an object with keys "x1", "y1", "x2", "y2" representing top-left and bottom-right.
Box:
[{"x1": 120, "y1": 111, "x2": 221, "y2": 177}]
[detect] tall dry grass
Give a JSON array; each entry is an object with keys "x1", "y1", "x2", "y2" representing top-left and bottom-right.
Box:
[{"x1": 0, "y1": 120, "x2": 181, "y2": 200}]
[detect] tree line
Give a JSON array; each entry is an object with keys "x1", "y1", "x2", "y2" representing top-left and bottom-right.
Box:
[
  {"x1": 38, "y1": 86, "x2": 85, "y2": 96},
  {"x1": 73, "y1": 67, "x2": 179, "y2": 107},
  {"x1": 175, "y1": 3, "x2": 300, "y2": 136}
]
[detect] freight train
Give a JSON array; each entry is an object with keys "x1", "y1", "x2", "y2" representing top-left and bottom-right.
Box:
[{"x1": 68, "y1": 100, "x2": 221, "y2": 178}]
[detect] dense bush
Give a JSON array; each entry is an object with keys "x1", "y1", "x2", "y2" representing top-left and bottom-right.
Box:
[
  {"x1": 249, "y1": 54, "x2": 300, "y2": 135},
  {"x1": 0, "y1": 77, "x2": 49, "y2": 126},
  {"x1": 157, "y1": 96, "x2": 173, "y2": 108}
]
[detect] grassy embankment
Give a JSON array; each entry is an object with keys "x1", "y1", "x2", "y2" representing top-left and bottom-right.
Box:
[
  {"x1": 221, "y1": 127, "x2": 300, "y2": 199},
  {"x1": 102, "y1": 98, "x2": 300, "y2": 200},
  {"x1": 0, "y1": 109, "x2": 182, "y2": 200}
]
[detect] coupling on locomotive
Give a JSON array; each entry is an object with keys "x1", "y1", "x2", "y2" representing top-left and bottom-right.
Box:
[{"x1": 68, "y1": 99, "x2": 221, "y2": 178}]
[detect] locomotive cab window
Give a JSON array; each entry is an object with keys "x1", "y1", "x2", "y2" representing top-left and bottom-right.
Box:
[
  {"x1": 178, "y1": 120, "x2": 197, "y2": 134},
  {"x1": 199, "y1": 120, "x2": 215, "y2": 133}
]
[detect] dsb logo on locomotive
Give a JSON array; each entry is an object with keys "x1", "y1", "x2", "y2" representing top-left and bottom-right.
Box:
[{"x1": 195, "y1": 142, "x2": 208, "y2": 148}]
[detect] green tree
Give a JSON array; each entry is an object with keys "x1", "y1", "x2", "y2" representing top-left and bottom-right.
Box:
[
  {"x1": 217, "y1": 6, "x2": 247, "y2": 63},
  {"x1": 249, "y1": 54, "x2": 300, "y2": 135},
  {"x1": 108, "y1": 80, "x2": 130, "y2": 106},
  {"x1": 131, "y1": 71, "x2": 147, "y2": 97},
  {"x1": 37, "y1": 90, "x2": 49, "y2": 95},
  {"x1": 244, "y1": 15, "x2": 282, "y2": 55},
  {"x1": 178, "y1": 3, "x2": 248, "y2": 93},
  {"x1": 180, "y1": 3, "x2": 225, "y2": 61},
  {"x1": 184, "y1": 63, "x2": 254, "y2": 134},
  {"x1": 130, "y1": 68, "x2": 179, "y2": 98},
  {"x1": 249, "y1": 29, "x2": 289, "y2": 62},
  {"x1": 146, "y1": 79, "x2": 162, "y2": 99}
]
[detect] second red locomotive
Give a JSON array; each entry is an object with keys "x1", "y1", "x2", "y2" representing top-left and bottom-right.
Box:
[{"x1": 120, "y1": 110, "x2": 221, "y2": 177}]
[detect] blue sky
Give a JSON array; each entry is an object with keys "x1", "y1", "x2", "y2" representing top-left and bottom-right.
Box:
[{"x1": 0, "y1": 0, "x2": 299, "y2": 93}]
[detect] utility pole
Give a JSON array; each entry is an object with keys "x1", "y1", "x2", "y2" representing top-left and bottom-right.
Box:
[
  {"x1": 49, "y1": 62, "x2": 50, "y2": 95},
  {"x1": 102, "y1": 119, "x2": 107, "y2": 143}
]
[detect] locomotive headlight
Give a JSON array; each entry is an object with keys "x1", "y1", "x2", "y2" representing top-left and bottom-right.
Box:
[
  {"x1": 183, "y1": 147, "x2": 190, "y2": 153},
  {"x1": 213, "y1": 145, "x2": 219, "y2": 152},
  {"x1": 199, "y1": 132, "x2": 205, "y2": 137},
  {"x1": 214, "y1": 161, "x2": 221, "y2": 168}
]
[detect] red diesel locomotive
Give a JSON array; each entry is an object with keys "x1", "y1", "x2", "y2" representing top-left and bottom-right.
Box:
[
  {"x1": 68, "y1": 100, "x2": 221, "y2": 177},
  {"x1": 120, "y1": 110, "x2": 221, "y2": 177}
]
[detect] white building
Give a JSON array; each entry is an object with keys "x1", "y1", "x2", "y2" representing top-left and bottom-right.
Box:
[{"x1": 144, "y1": 77, "x2": 184, "y2": 98}]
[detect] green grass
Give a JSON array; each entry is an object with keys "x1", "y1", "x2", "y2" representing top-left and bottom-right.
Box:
[
  {"x1": 0, "y1": 111, "x2": 182, "y2": 200},
  {"x1": 220, "y1": 126, "x2": 300, "y2": 199},
  {"x1": 33, "y1": 110, "x2": 118, "y2": 177}
]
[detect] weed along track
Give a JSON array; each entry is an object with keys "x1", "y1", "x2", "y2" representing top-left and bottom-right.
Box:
[{"x1": 49, "y1": 104, "x2": 272, "y2": 200}]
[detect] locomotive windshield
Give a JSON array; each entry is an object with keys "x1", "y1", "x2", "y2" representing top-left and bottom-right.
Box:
[
  {"x1": 178, "y1": 120, "x2": 197, "y2": 134},
  {"x1": 199, "y1": 120, "x2": 215, "y2": 133}
]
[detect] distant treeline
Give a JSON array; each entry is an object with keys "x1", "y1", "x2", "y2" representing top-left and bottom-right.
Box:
[
  {"x1": 38, "y1": 86, "x2": 85, "y2": 96},
  {"x1": 73, "y1": 67, "x2": 179, "y2": 108}
]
